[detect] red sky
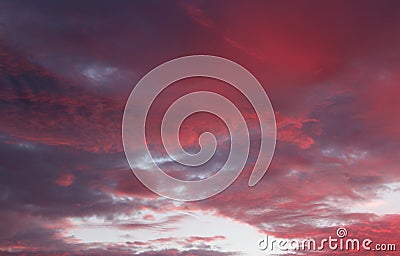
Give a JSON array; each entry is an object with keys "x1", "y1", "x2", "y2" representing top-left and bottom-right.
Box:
[{"x1": 0, "y1": 0, "x2": 399, "y2": 255}]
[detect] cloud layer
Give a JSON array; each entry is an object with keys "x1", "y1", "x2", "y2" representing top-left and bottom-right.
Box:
[{"x1": 0, "y1": 1, "x2": 399, "y2": 255}]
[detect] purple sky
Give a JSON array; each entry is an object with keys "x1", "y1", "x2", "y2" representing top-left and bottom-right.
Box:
[{"x1": 0, "y1": 1, "x2": 400, "y2": 255}]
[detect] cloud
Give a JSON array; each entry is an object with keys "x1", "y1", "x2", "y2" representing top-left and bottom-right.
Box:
[{"x1": 1, "y1": 1, "x2": 400, "y2": 255}]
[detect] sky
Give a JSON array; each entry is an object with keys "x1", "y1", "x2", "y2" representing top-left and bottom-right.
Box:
[{"x1": 0, "y1": 0, "x2": 400, "y2": 255}]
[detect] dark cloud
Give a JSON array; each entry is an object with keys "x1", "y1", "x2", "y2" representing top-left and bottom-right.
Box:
[{"x1": 0, "y1": 0, "x2": 400, "y2": 255}]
